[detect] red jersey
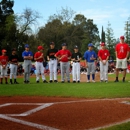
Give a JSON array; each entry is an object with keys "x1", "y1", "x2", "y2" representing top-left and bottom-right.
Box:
[
  {"x1": 98, "y1": 49, "x2": 110, "y2": 60},
  {"x1": 34, "y1": 52, "x2": 44, "y2": 62},
  {"x1": 55, "y1": 49, "x2": 72, "y2": 62},
  {"x1": 115, "y1": 43, "x2": 129, "y2": 59},
  {"x1": 0, "y1": 55, "x2": 8, "y2": 65}
]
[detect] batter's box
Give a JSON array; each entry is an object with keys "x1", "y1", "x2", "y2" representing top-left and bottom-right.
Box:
[{"x1": 0, "y1": 103, "x2": 54, "y2": 116}]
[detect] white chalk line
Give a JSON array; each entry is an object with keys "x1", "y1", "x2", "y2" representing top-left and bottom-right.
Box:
[
  {"x1": 0, "y1": 98, "x2": 130, "y2": 130},
  {"x1": 0, "y1": 114, "x2": 59, "y2": 130}
]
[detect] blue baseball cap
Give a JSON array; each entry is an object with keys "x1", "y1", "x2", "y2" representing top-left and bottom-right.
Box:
[
  {"x1": 25, "y1": 44, "x2": 29, "y2": 48},
  {"x1": 88, "y1": 43, "x2": 94, "y2": 47},
  {"x1": 62, "y1": 43, "x2": 67, "y2": 46}
]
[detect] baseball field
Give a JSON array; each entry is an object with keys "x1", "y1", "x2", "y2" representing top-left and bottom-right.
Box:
[{"x1": 0, "y1": 73, "x2": 130, "y2": 130}]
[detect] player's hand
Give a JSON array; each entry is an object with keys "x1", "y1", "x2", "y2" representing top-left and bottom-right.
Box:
[
  {"x1": 86, "y1": 64, "x2": 88, "y2": 68},
  {"x1": 3, "y1": 65, "x2": 6, "y2": 69}
]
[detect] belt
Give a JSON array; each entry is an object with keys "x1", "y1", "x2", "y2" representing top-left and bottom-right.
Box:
[
  {"x1": 73, "y1": 61, "x2": 80, "y2": 63},
  {"x1": 24, "y1": 59, "x2": 31, "y2": 61},
  {"x1": 50, "y1": 58, "x2": 56, "y2": 60}
]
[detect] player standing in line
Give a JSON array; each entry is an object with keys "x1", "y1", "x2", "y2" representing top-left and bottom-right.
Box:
[
  {"x1": 34, "y1": 46, "x2": 48, "y2": 83},
  {"x1": 71, "y1": 45, "x2": 82, "y2": 83},
  {"x1": 0, "y1": 49, "x2": 9, "y2": 84},
  {"x1": 55, "y1": 43, "x2": 72, "y2": 83},
  {"x1": 84, "y1": 43, "x2": 97, "y2": 83},
  {"x1": 22, "y1": 44, "x2": 33, "y2": 84},
  {"x1": 98, "y1": 43, "x2": 110, "y2": 83},
  {"x1": 114, "y1": 36, "x2": 129, "y2": 82},
  {"x1": 46, "y1": 42, "x2": 58, "y2": 83},
  {"x1": 9, "y1": 48, "x2": 19, "y2": 84}
]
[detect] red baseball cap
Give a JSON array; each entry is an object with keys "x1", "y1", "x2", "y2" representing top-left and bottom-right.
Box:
[
  {"x1": 2, "y1": 49, "x2": 7, "y2": 53},
  {"x1": 37, "y1": 46, "x2": 44, "y2": 50},
  {"x1": 120, "y1": 36, "x2": 125, "y2": 39},
  {"x1": 100, "y1": 42, "x2": 105, "y2": 46}
]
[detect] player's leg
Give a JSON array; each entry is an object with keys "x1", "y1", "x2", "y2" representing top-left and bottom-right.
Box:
[
  {"x1": 87, "y1": 63, "x2": 91, "y2": 82},
  {"x1": 53, "y1": 60, "x2": 58, "y2": 82},
  {"x1": 91, "y1": 62, "x2": 96, "y2": 82},
  {"x1": 26, "y1": 61, "x2": 31, "y2": 83},
  {"x1": 14, "y1": 65, "x2": 19, "y2": 84},
  {"x1": 100, "y1": 61, "x2": 104, "y2": 81},
  {"x1": 40, "y1": 63, "x2": 48, "y2": 83},
  {"x1": 48, "y1": 60, "x2": 53, "y2": 82},
  {"x1": 10, "y1": 64, "x2": 14, "y2": 84},
  {"x1": 77, "y1": 63, "x2": 80, "y2": 82},
  {"x1": 72, "y1": 63, "x2": 76, "y2": 82},
  {"x1": 65, "y1": 62, "x2": 70, "y2": 82},
  {"x1": 104, "y1": 61, "x2": 108, "y2": 82},
  {"x1": 23, "y1": 61, "x2": 28, "y2": 83},
  {"x1": 4, "y1": 66, "x2": 8, "y2": 84},
  {"x1": 0, "y1": 66, "x2": 4, "y2": 84},
  {"x1": 115, "y1": 58, "x2": 121, "y2": 82},
  {"x1": 122, "y1": 58, "x2": 127, "y2": 82},
  {"x1": 35, "y1": 62, "x2": 40, "y2": 82},
  {"x1": 60, "y1": 62, "x2": 65, "y2": 82}
]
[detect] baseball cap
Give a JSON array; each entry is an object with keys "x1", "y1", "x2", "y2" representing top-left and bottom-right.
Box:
[
  {"x1": 74, "y1": 45, "x2": 78, "y2": 49},
  {"x1": 88, "y1": 43, "x2": 94, "y2": 47},
  {"x1": 25, "y1": 44, "x2": 29, "y2": 48},
  {"x1": 50, "y1": 42, "x2": 55, "y2": 45},
  {"x1": 12, "y1": 48, "x2": 16, "y2": 51},
  {"x1": 37, "y1": 46, "x2": 44, "y2": 50},
  {"x1": 120, "y1": 36, "x2": 125, "y2": 39},
  {"x1": 2, "y1": 49, "x2": 7, "y2": 53},
  {"x1": 62, "y1": 43, "x2": 67, "y2": 46},
  {"x1": 100, "y1": 42, "x2": 105, "y2": 46}
]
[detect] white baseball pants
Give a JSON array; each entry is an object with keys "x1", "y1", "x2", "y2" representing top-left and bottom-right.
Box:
[
  {"x1": 35, "y1": 62, "x2": 46, "y2": 81},
  {"x1": 100, "y1": 60, "x2": 108, "y2": 81},
  {"x1": 48, "y1": 59, "x2": 57, "y2": 80},
  {"x1": 0, "y1": 65, "x2": 8, "y2": 78},
  {"x1": 72, "y1": 62, "x2": 80, "y2": 81},
  {"x1": 10, "y1": 64, "x2": 18, "y2": 79}
]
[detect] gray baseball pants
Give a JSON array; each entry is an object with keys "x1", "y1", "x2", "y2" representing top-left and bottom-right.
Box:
[
  {"x1": 87, "y1": 62, "x2": 95, "y2": 75},
  {"x1": 23, "y1": 60, "x2": 32, "y2": 81},
  {"x1": 60, "y1": 62, "x2": 70, "y2": 81}
]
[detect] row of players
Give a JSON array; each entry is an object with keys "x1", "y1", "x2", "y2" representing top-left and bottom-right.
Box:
[{"x1": 0, "y1": 35, "x2": 129, "y2": 84}]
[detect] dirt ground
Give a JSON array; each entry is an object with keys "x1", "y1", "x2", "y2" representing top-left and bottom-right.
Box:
[{"x1": 0, "y1": 96, "x2": 130, "y2": 130}]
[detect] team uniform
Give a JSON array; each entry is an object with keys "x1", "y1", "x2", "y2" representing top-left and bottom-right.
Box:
[
  {"x1": 98, "y1": 46, "x2": 110, "y2": 82},
  {"x1": 34, "y1": 46, "x2": 48, "y2": 83},
  {"x1": 115, "y1": 36, "x2": 129, "y2": 82},
  {"x1": 84, "y1": 44, "x2": 97, "y2": 82},
  {"x1": 0, "y1": 50, "x2": 9, "y2": 84},
  {"x1": 47, "y1": 48, "x2": 58, "y2": 82},
  {"x1": 22, "y1": 45, "x2": 33, "y2": 83},
  {"x1": 55, "y1": 44, "x2": 72, "y2": 82},
  {"x1": 115, "y1": 43, "x2": 129, "y2": 69},
  {"x1": 71, "y1": 51, "x2": 82, "y2": 83},
  {"x1": 9, "y1": 52, "x2": 19, "y2": 84}
]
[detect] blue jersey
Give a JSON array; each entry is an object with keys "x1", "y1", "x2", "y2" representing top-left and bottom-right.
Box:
[
  {"x1": 22, "y1": 51, "x2": 33, "y2": 59},
  {"x1": 84, "y1": 50, "x2": 97, "y2": 62}
]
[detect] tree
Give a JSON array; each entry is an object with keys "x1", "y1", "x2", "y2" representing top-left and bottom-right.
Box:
[
  {"x1": 124, "y1": 16, "x2": 130, "y2": 45},
  {"x1": 105, "y1": 21, "x2": 116, "y2": 58},
  {"x1": 101, "y1": 26, "x2": 105, "y2": 43}
]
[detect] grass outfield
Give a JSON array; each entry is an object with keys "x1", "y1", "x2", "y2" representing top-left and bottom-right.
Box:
[{"x1": 0, "y1": 73, "x2": 130, "y2": 130}]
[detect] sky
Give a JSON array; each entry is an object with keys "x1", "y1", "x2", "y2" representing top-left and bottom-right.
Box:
[{"x1": 13, "y1": 0, "x2": 130, "y2": 39}]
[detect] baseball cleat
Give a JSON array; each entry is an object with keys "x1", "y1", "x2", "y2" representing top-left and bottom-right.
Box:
[
  {"x1": 92, "y1": 80, "x2": 95, "y2": 83},
  {"x1": 49, "y1": 80, "x2": 53, "y2": 83},
  {"x1": 114, "y1": 80, "x2": 119, "y2": 82},
  {"x1": 77, "y1": 80, "x2": 80, "y2": 83},
  {"x1": 36, "y1": 81, "x2": 39, "y2": 83},
  {"x1": 87, "y1": 80, "x2": 90, "y2": 83},
  {"x1": 73, "y1": 81, "x2": 76, "y2": 83},
  {"x1": 43, "y1": 80, "x2": 48, "y2": 83},
  {"x1": 54, "y1": 80, "x2": 58, "y2": 83}
]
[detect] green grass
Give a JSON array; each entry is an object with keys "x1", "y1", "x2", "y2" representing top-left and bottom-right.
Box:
[
  {"x1": 1, "y1": 73, "x2": 130, "y2": 129},
  {"x1": 0, "y1": 74, "x2": 130, "y2": 98}
]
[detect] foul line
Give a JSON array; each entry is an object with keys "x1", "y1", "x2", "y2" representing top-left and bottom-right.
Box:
[{"x1": 0, "y1": 114, "x2": 59, "y2": 130}]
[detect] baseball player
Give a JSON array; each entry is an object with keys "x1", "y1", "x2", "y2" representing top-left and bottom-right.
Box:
[
  {"x1": 0, "y1": 49, "x2": 9, "y2": 84},
  {"x1": 84, "y1": 43, "x2": 97, "y2": 83},
  {"x1": 46, "y1": 42, "x2": 58, "y2": 83},
  {"x1": 22, "y1": 44, "x2": 33, "y2": 84},
  {"x1": 34, "y1": 45, "x2": 48, "y2": 83},
  {"x1": 9, "y1": 48, "x2": 19, "y2": 84},
  {"x1": 115, "y1": 36, "x2": 129, "y2": 82},
  {"x1": 71, "y1": 45, "x2": 82, "y2": 83},
  {"x1": 98, "y1": 43, "x2": 110, "y2": 83},
  {"x1": 55, "y1": 43, "x2": 72, "y2": 83}
]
